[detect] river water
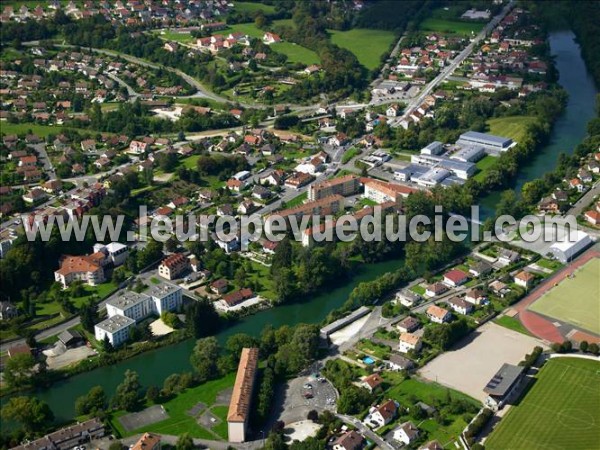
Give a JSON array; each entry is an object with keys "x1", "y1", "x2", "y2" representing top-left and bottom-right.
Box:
[
  {"x1": 3, "y1": 30, "x2": 598, "y2": 424},
  {"x1": 480, "y1": 30, "x2": 597, "y2": 218}
]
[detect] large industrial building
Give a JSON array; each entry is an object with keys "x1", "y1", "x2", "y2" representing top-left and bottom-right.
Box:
[
  {"x1": 227, "y1": 347, "x2": 259, "y2": 443},
  {"x1": 456, "y1": 131, "x2": 515, "y2": 153}
]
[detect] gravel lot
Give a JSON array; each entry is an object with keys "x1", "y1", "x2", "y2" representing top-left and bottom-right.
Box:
[{"x1": 419, "y1": 322, "x2": 547, "y2": 401}]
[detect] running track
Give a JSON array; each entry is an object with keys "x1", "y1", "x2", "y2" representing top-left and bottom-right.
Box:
[{"x1": 513, "y1": 249, "x2": 600, "y2": 343}]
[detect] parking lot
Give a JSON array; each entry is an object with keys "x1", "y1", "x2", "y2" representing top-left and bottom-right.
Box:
[{"x1": 274, "y1": 371, "x2": 338, "y2": 425}]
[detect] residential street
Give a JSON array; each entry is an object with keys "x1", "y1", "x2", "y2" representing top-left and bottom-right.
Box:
[{"x1": 390, "y1": 0, "x2": 515, "y2": 127}]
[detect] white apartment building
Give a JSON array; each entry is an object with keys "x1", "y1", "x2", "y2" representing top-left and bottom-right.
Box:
[
  {"x1": 104, "y1": 279, "x2": 183, "y2": 323},
  {"x1": 94, "y1": 315, "x2": 135, "y2": 347}
]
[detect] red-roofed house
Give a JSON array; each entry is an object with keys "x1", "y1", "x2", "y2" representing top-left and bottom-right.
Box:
[{"x1": 443, "y1": 269, "x2": 469, "y2": 287}]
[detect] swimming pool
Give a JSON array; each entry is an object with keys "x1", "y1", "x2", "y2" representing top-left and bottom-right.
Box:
[{"x1": 363, "y1": 356, "x2": 375, "y2": 365}]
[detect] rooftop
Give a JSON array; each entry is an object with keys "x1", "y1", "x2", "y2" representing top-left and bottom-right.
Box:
[
  {"x1": 147, "y1": 279, "x2": 182, "y2": 299},
  {"x1": 459, "y1": 131, "x2": 513, "y2": 147},
  {"x1": 227, "y1": 347, "x2": 259, "y2": 423},
  {"x1": 95, "y1": 314, "x2": 135, "y2": 333},
  {"x1": 483, "y1": 363, "x2": 525, "y2": 397},
  {"x1": 106, "y1": 290, "x2": 148, "y2": 310}
]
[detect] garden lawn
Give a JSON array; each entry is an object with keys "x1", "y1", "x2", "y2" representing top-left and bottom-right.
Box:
[
  {"x1": 113, "y1": 373, "x2": 236, "y2": 439},
  {"x1": 486, "y1": 358, "x2": 600, "y2": 450},
  {"x1": 385, "y1": 377, "x2": 479, "y2": 444},
  {"x1": 419, "y1": 18, "x2": 483, "y2": 36},
  {"x1": 246, "y1": 260, "x2": 276, "y2": 301},
  {"x1": 486, "y1": 115, "x2": 538, "y2": 143},
  {"x1": 271, "y1": 42, "x2": 320, "y2": 65},
  {"x1": 329, "y1": 28, "x2": 396, "y2": 70}
]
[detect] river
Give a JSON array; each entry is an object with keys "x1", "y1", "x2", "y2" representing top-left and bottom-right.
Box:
[
  {"x1": 480, "y1": 30, "x2": 597, "y2": 218},
  {"x1": 18, "y1": 257, "x2": 404, "y2": 422},
  {"x1": 4, "y1": 30, "x2": 598, "y2": 425}
]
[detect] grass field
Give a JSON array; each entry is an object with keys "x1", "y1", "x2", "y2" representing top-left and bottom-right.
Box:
[
  {"x1": 233, "y1": 1, "x2": 276, "y2": 14},
  {"x1": 386, "y1": 377, "x2": 479, "y2": 445},
  {"x1": 419, "y1": 18, "x2": 484, "y2": 36},
  {"x1": 0, "y1": 122, "x2": 92, "y2": 138},
  {"x1": 271, "y1": 42, "x2": 320, "y2": 65},
  {"x1": 529, "y1": 258, "x2": 600, "y2": 334},
  {"x1": 329, "y1": 28, "x2": 396, "y2": 70},
  {"x1": 285, "y1": 191, "x2": 307, "y2": 208},
  {"x1": 111, "y1": 373, "x2": 235, "y2": 439},
  {"x1": 156, "y1": 30, "x2": 196, "y2": 44},
  {"x1": 494, "y1": 315, "x2": 532, "y2": 336},
  {"x1": 486, "y1": 115, "x2": 538, "y2": 143},
  {"x1": 473, "y1": 155, "x2": 499, "y2": 181},
  {"x1": 486, "y1": 357, "x2": 600, "y2": 450}
]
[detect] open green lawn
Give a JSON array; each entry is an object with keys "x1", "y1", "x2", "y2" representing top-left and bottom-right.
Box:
[
  {"x1": 486, "y1": 115, "x2": 538, "y2": 143},
  {"x1": 329, "y1": 28, "x2": 396, "y2": 70},
  {"x1": 0, "y1": 122, "x2": 93, "y2": 138},
  {"x1": 486, "y1": 357, "x2": 600, "y2": 450},
  {"x1": 529, "y1": 258, "x2": 600, "y2": 334},
  {"x1": 419, "y1": 18, "x2": 484, "y2": 36},
  {"x1": 285, "y1": 191, "x2": 307, "y2": 208},
  {"x1": 155, "y1": 30, "x2": 196, "y2": 44},
  {"x1": 233, "y1": 1, "x2": 276, "y2": 14},
  {"x1": 474, "y1": 155, "x2": 498, "y2": 181},
  {"x1": 223, "y1": 23, "x2": 265, "y2": 39},
  {"x1": 112, "y1": 372, "x2": 236, "y2": 439},
  {"x1": 272, "y1": 19, "x2": 295, "y2": 29},
  {"x1": 271, "y1": 42, "x2": 320, "y2": 65},
  {"x1": 494, "y1": 315, "x2": 532, "y2": 336}
]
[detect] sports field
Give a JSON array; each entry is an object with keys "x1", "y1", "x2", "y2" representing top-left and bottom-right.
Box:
[
  {"x1": 529, "y1": 258, "x2": 600, "y2": 334},
  {"x1": 329, "y1": 28, "x2": 396, "y2": 70},
  {"x1": 486, "y1": 357, "x2": 600, "y2": 450},
  {"x1": 486, "y1": 115, "x2": 538, "y2": 143}
]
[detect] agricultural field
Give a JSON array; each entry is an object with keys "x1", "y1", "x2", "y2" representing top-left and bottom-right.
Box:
[
  {"x1": 486, "y1": 115, "x2": 538, "y2": 143},
  {"x1": 529, "y1": 258, "x2": 600, "y2": 334},
  {"x1": 329, "y1": 28, "x2": 396, "y2": 70},
  {"x1": 486, "y1": 357, "x2": 600, "y2": 450},
  {"x1": 111, "y1": 373, "x2": 236, "y2": 440},
  {"x1": 419, "y1": 18, "x2": 484, "y2": 37}
]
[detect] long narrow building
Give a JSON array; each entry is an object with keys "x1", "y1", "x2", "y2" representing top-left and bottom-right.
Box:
[{"x1": 227, "y1": 347, "x2": 259, "y2": 443}]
